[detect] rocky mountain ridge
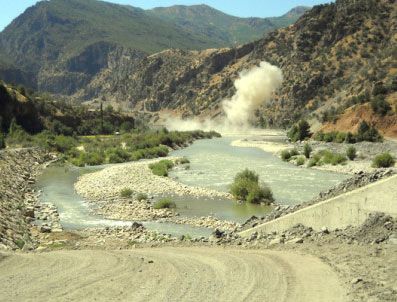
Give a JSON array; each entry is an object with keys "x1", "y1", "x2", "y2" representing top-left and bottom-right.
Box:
[
  {"x1": 71, "y1": 0, "x2": 396, "y2": 136},
  {"x1": 0, "y1": 0, "x2": 306, "y2": 92}
]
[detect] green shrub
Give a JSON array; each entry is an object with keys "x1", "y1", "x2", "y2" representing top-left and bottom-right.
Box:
[
  {"x1": 320, "y1": 150, "x2": 347, "y2": 165},
  {"x1": 303, "y1": 143, "x2": 312, "y2": 159},
  {"x1": 308, "y1": 156, "x2": 320, "y2": 167},
  {"x1": 281, "y1": 150, "x2": 292, "y2": 161},
  {"x1": 346, "y1": 146, "x2": 357, "y2": 160},
  {"x1": 308, "y1": 150, "x2": 346, "y2": 166},
  {"x1": 371, "y1": 96, "x2": 391, "y2": 116},
  {"x1": 136, "y1": 193, "x2": 148, "y2": 201},
  {"x1": 176, "y1": 157, "x2": 190, "y2": 164},
  {"x1": 372, "y1": 153, "x2": 395, "y2": 168},
  {"x1": 230, "y1": 169, "x2": 274, "y2": 204},
  {"x1": 296, "y1": 156, "x2": 305, "y2": 166},
  {"x1": 149, "y1": 159, "x2": 174, "y2": 177},
  {"x1": 289, "y1": 148, "x2": 299, "y2": 157},
  {"x1": 356, "y1": 121, "x2": 383, "y2": 142},
  {"x1": 154, "y1": 198, "x2": 176, "y2": 209},
  {"x1": 107, "y1": 148, "x2": 130, "y2": 163},
  {"x1": 14, "y1": 239, "x2": 25, "y2": 249},
  {"x1": 335, "y1": 132, "x2": 347, "y2": 143},
  {"x1": 120, "y1": 188, "x2": 133, "y2": 198},
  {"x1": 315, "y1": 124, "x2": 382, "y2": 144},
  {"x1": 233, "y1": 169, "x2": 259, "y2": 183},
  {"x1": 345, "y1": 132, "x2": 356, "y2": 144},
  {"x1": 287, "y1": 120, "x2": 311, "y2": 142}
]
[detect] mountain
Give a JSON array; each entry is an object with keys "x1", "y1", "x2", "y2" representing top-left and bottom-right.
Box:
[
  {"x1": 76, "y1": 0, "x2": 396, "y2": 137},
  {"x1": 148, "y1": 5, "x2": 309, "y2": 45},
  {"x1": 0, "y1": 0, "x2": 306, "y2": 93},
  {"x1": 0, "y1": 0, "x2": 221, "y2": 89}
]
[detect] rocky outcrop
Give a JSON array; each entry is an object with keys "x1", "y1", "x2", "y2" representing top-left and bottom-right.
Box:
[{"x1": 0, "y1": 148, "x2": 53, "y2": 250}]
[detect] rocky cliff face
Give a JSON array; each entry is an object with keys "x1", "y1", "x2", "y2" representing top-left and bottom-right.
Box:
[{"x1": 72, "y1": 0, "x2": 396, "y2": 133}]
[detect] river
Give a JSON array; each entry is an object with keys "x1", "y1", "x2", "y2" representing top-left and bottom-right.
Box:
[{"x1": 36, "y1": 134, "x2": 348, "y2": 237}]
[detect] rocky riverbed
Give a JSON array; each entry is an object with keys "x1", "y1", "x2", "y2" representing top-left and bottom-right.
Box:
[
  {"x1": 75, "y1": 158, "x2": 232, "y2": 199},
  {"x1": 73, "y1": 157, "x2": 239, "y2": 231}
]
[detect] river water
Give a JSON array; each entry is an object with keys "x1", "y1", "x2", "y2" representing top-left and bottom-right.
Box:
[
  {"x1": 36, "y1": 135, "x2": 348, "y2": 236},
  {"x1": 170, "y1": 137, "x2": 347, "y2": 204}
]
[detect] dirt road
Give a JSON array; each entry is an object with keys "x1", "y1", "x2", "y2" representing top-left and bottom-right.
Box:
[{"x1": 0, "y1": 247, "x2": 347, "y2": 302}]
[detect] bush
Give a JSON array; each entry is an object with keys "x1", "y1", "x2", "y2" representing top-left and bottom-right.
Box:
[
  {"x1": 289, "y1": 148, "x2": 299, "y2": 157},
  {"x1": 120, "y1": 188, "x2": 133, "y2": 198},
  {"x1": 308, "y1": 150, "x2": 346, "y2": 166},
  {"x1": 176, "y1": 157, "x2": 190, "y2": 164},
  {"x1": 287, "y1": 120, "x2": 311, "y2": 142},
  {"x1": 107, "y1": 148, "x2": 130, "y2": 163},
  {"x1": 230, "y1": 169, "x2": 274, "y2": 204},
  {"x1": 321, "y1": 150, "x2": 347, "y2": 165},
  {"x1": 372, "y1": 153, "x2": 395, "y2": 168},
  {"x1": 346, "y1": 146, "x2": 357, "y2": 160},
  {"x1": 281, "y1": 150, "x2": 292, "y2": 161},
  {"x1": 149, "y1": 159, "x2": 174, "y2": 177},
  {"x1": 315, "y1": 124, "x2": 382, "y2": 144},
  {"x1": 281, "y1": 148, "x2": 299, "y2": 161},
  {"x1": 303, "y1": 143, "x2": 312, "y2": 158},
  {"x1": 356, "y1": 121, "x2": 383, "y2": 142},
  {"x1": 296, "y1": 156, "x2": 305, "y2": 166},
  {"x1": 345, "y1": 132, "x2": 356, "y2": 144},
  {"x1": 371, "y1": 96, "x2": 391, "y2": 116},
  {"x1": 154, "y1": 198, "x2": 176, "y2": 209},
  {"x1": 136, "y1": 193, "x2": 148, "y2": 201},
  {"x1": 335, "y1": 132, "x2": 347, "y2": 143}
]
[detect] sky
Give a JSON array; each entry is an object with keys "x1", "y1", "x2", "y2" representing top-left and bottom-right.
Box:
[{"x1": 0, "y1": 0, "x2": 333, "y2": 31}]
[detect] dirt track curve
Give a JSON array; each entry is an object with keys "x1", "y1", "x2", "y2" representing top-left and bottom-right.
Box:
[{"x1": 0, "y1": 247, "x2": 347, "y2": 302}]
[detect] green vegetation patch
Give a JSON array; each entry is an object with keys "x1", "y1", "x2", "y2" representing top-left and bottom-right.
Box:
[
  {"x1": 154, "y1": 198, "x2": 176, "y2": 209},
  {"x1": 308, "y1": 150, "x2": 347, "y2": 167},
  {"x1": 120, "y1": 188, "x2": 133, "y2": 198},
  {"x1": 136, "y1": 193, "x2": 148, "y2": 201},
  {"x1": 230, "y1": 169, "x2": 274, "y2": 205},
  {"x1": 346, "y1": 146, "x2": 357, "y2": 160},
  {"x1": 281, "y1": 148, "x2": 300, "y2": 162},
  {"x1": 149, "y1": 160, "x2": 175, "y2": 177},
  {"x1": 372, "y1": 153, "x2": 395, "y2": 168},
  {"x1": 287, "y1": 120, "x2": 311, "y2": 142}
]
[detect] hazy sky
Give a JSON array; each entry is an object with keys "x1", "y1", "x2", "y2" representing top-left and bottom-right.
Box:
[{"x1": 0, "y1": 0, "x2": 333, "y2": 31}]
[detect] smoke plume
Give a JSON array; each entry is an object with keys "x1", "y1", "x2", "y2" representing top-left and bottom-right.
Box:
[{"x1": 165, "y1": 61, "x2": 283, "y2": 133}]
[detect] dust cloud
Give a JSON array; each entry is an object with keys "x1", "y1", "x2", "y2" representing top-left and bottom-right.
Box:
[{"x1": 165, "y1": 61, "x2": 283, "y2": 133}]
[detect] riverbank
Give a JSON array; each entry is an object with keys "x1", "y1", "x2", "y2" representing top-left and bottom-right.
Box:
[
  {"x1": 0, "y1": 148, "x2": 61, "y2": 250},
  {"x1": 234, "y1": 135, "x2": 397, "y2": 175}
]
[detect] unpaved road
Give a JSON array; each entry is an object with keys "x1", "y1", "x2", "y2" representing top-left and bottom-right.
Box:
[{"x1": 0, "y1": 247, "x2": 347, "y2": 302}]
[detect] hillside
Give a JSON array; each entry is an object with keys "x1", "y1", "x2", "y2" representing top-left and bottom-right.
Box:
[
  {"x1": 76, "y1": 0, "x2": 396, "y2": 137},
  {"x1": 0, "y1": 0, "x2": 305, "y2": 93},
  {"x1": 0, "y1": 81, "x2": 135, "y2": 136},
  {"x1": 148, "y1": 5, "x2": 308, "y2": 45}
]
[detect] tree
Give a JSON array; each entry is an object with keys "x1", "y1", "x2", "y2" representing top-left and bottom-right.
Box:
[
  {"x1": 287, "y1": 120, "x2": 311, "y2": 142},
  {"x1": 230, "y1": 169, "x2": 274, "y2": 204}
]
